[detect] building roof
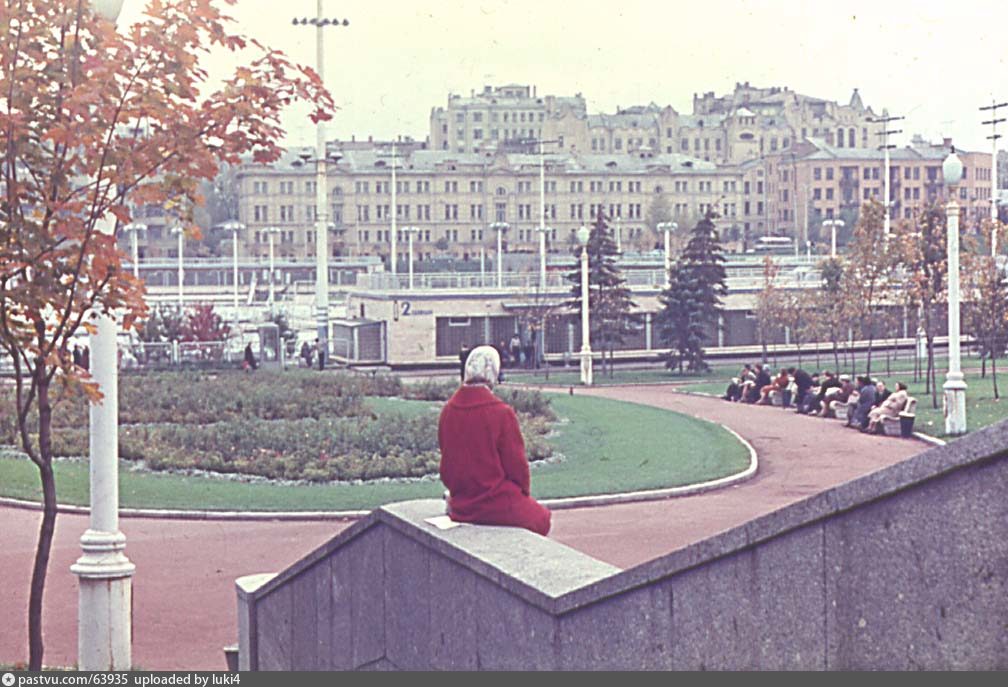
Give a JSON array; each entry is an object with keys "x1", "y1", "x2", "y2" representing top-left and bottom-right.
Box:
[{"x1": 798, "y1": 137, "x2": 961, "y2": 162}]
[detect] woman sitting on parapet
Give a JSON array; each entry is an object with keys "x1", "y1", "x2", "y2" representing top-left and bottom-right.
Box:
[{"x1": 438, "y1": 345, "x2": 551, "y2": 536}]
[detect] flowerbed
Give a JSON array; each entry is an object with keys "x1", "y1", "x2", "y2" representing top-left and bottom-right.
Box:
[{"x1": 3, "y1": 371, "x2": 556, "y2": 483}]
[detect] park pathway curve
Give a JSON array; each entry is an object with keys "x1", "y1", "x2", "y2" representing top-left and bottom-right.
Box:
[{"x1": 0, "y1": 385, "x2": 927, "y2": 671}]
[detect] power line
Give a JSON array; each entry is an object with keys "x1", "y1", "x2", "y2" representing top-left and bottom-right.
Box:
[{"x1": 869, "y1": 113, "x2": 904, "y2": 235}]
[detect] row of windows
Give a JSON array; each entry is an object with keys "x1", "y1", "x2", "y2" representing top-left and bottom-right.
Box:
[
  {"x1": 256, "y1": 178, "x2": 729, "y2": 198},
  {"x1": 454, "y1": 110, "x2": 545, "y2": 124}
]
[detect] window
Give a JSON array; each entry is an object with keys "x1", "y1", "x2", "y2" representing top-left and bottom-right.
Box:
[
  {"x1": 469, "y1": 204, "x2": 483, "y2": 219},
  {"x1": 590, "y1": 181, "x2": 603, "y2": 192},
  {"x1": 444, "y1": 180, "x2": 458, "y2": 193},
  {"x1": 473, "y1": 112, "x2": 483, "y2": 123},
  {"x1": 331, "y1": 205, "x2": 343, "y2": 223},
  {"x1": 279, "y1": 205, "x2": 295, "y2": 221},
  {"x1": 397, "y1": 204, "x2": 410, "y2": 219},
  {"x1": 279, "y1": 181, "x2": 294, "y2": 194},
  {"x1": 253, "y1": 181, "x2": 268, "y2": 194},
  {"x1": 569, "y1": 181, "x2": 583, "y2": 193},
  {"x1": 681, "y1": 138, "x2": 689, "y2": 151},
  {"x1": 570, "y1": 203, "x2": 583, "y2": 219},
  {"x1": 253, "y1": 205, "x2": 267, "y2": 221},
  {"x1": 469, "y1": 180, "x2": 483, "y2": 193},
  {"x1": 813, "y1": 188, "x2": 822, "y2": 200},
  {"x1": 356, "y1": 205, "x2": 369, "y2": 221},
  {"x1": 826, "y1": 168, "x2": 834, "y2": 181},
  {"x1": 814, "y1": 167, "x2": 822, "y2": 181},
  {"x1": 495, "y1": 203, "x2": 507, "y2": 221},
  {"x1": 614, "y1": 138, "x2": 622, "y2": 150},
  {"x1": 306, "y1": 205, "x2": 316, "y2": 221},
  {"x1": 416, "y1": 204, "x2": 431, "y2": 221},
  {"x1": 444, "y1": 204, "x2": 458, "y2": 220},
  {"x1": 305, "y1": 181, "x2": 316, "y2": 194},
  {"x1": 355, "y1": 181, "x2": 370, "y2": 194},
  {"x1": 609, "y1": 181, "x2": 622, "y2": 192},
  {"x1": 473, "y1": 129, "x2": 483, "y2": 140},
  {"x1": 826, "y1": 188, "x2": 834, "y2": 200}
]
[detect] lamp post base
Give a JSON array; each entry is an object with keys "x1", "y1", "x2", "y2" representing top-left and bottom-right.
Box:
[
  {"x1": 580, "y1": 347, "x2": 593, "y2": 386},
  {"x1": 71, "y1": 530, "x2": 135, "y2": 670},
  {"x1": 943, "y1": 373, "x2": 967, "y2": 436}
]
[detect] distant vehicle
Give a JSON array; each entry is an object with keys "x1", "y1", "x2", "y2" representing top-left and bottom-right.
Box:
[{"x1": 747, "y1": 236, "x2": 794, "y2": 254}]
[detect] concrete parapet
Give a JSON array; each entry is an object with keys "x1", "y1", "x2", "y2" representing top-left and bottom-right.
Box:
[{"x1": 238, "y1": 420, "x2": 1008, "y2": 669}]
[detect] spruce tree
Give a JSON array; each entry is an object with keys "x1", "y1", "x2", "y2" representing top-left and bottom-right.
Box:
[
  {"x1": 567, "y1": 209, "x2": 640, "y2": 375},
  {"x1": 656, "y1": 210, "x2": 727, "y2": 372}
]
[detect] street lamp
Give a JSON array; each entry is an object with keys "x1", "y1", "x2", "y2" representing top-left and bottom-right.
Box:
[
  {"x1": 263, "y1": 226, "x2": 282, "y2": 313},
  {"x1": 657, "y1": 221, "x2": 677, "y2": 286},
  {"x1": 218, "y1": 219, "x2": 245, "y2": 333},
  {"x1": 404, "y1": 225, "x2": 420, "y2": 289},
  {"x1": 577, "y1": 224, "x2": 593, "y2": 386},
  {"x1": 491, "y1": 221, "x2": 509, "y2": 288},
  {"x1": 943, "y1": 147, "x2": 967, "y2": 435},
  {"x1": 536, "y1": 139, "x2": 559, "y2": 291},
  {"x1": 122, "y1": 222, "x2": 146, "y2": 279},
  {"x1": 823, "y1": 218, "x2": 844, "y2": 257},
  {"x1": 74, "y1": 0, "x2": 132, "y2": 672},
  {"x1": 170, "y1": 224, "x2": 184, "y2": 309},
  {"x1": 292, "y1": 4, "x2": 350, "y2": 372}
]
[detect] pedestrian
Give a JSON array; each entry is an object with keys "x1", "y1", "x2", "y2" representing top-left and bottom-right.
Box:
[
  {"x1": 509, "y1": 333, "x2": 521, "y2": 369},
  {"x1": 439, "y1": 345, "x2": 551, "y2": 536},
  {"x1": 81, "y1": 346, "x2": 90, "y2": 371},
  {"x1": 300, "y1": 340, "x2": 313, "y2": 368},
  {"x1": 458, "y1": 343, "x2": 470, "y2": 383},
  {"x1": 315, "y1": 337, "x2": 326, "y2": 371},
  {"x1": 72, "y1": 345, "x2": 82, "y2": 368},
  {"x1": 523, "y1": 337, "x2": 535, "y2": 370},
  {"x1": 243, "y1": 343, "x2": 257, "y2": 371},
  {"x1": 789, "y1": 367, "x2": 814, "y2": 413}
]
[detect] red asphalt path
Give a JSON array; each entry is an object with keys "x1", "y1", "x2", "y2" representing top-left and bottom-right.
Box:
[{"x1": 0, "y1": 386, "x2": 926, "y2": 670}]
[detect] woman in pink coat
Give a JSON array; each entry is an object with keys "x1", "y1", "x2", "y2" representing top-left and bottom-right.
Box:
[
  {"x1": 438, "y1": 345, "x2": 551, "y2": 536},
  {"x1": 867, "y1": 382, "x2": 909, "y2": 433}
]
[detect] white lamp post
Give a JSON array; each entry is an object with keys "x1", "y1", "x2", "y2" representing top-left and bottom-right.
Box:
[
  {"x1": 264, "y1": 226, "x2": 282, "y2": 313},
  {"x1": 122, "y1": 222, "x2": 146, "y2": 279},
  {"x1": 404, "y1": 225, "x2": 420, "y2": 289},
  {"x1": 219, "y1": 220, "x2": 245, "y2": 333},
  {"x1": 577, "y1": 224, "x2": 593, "y2": 386},
  {"x1": 943, "y1": 148, "x2": 967, "y2": 435},
  {"x1": 73, "y1": 0, "x2": 133, "y2": 672},
  {"x1": 657, "y1": 221, "x2": 677, "y2": 287},
  {"x1": 293, "y1": 6, "x2": 349, "y2": 371},
  {"x1": 170, "y1": 224, "x2": 184, "y2": 309},
  {"x1": 491, "y1": 221, "x2": 508, "y2": 288},
  {"x1": 823, "y1": 218, "x2": 844, "y2": 258}
]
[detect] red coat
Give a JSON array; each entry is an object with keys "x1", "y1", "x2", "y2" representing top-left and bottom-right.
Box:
[{"x1": 438, "y1": 384, "x2": 551, "y2": 536}]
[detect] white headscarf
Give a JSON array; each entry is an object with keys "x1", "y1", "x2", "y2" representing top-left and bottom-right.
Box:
[{"x1": 463, "y1": 345, "x2": 501, "y2": 387}]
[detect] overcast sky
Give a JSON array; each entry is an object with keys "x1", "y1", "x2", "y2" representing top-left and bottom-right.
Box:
[{"x1": 119, "y1": 0, "x2": 1008, "y2": 153}]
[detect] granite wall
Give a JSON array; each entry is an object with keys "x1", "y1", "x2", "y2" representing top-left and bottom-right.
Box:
[{"x1": 237, "y1": 421, "x2": 1008, "y2": 670}]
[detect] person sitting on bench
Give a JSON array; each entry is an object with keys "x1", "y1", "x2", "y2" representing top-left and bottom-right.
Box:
[{"x1": 438, "y1": 345, "x2": 551, "y2": 536}]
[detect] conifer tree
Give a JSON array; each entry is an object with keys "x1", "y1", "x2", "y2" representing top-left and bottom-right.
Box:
[
  {"x1": 656, "y1": 210, "x2": 727, "y2": 372},
  {"x1": 567, "y1": 209, "x2": 640, "y2": 375}
]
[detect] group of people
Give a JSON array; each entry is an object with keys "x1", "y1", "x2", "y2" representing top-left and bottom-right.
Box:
[
  {"x1": 723, "y1": 363, "x2": 911, "y2": 434},
  {"x1": 299, "y1": 339, "x2": 327, "y2": 370}
]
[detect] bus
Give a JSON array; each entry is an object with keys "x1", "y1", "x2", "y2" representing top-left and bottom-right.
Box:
[{"x1": 748, "y1": 236, "x2": 794, "y2": 254}]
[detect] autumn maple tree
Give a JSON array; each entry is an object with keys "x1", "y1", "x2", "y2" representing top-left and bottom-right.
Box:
[{"x1": 1, "y1": 0, "x2": 332, "y2": 669}]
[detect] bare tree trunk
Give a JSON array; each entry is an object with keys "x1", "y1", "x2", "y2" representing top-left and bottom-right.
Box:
[
  {"x1": 928, "y1": 336, "x2": 938, "y2": 409},
  {"x1": 29, "y1": 372, "x2": 56, "y2": 671},
  {"x1": 832, "y1": 336, "x2": 840, "y2": 373},
  {"x1": 981, "y1": 349, "x2": 987, "y2": 379},
  {"x1": 993, "y1": 354, "x2": 999, "y2": 400}
]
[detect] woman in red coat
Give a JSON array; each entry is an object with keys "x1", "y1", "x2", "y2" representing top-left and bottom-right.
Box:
[{"x1": 438, "y1": 345, "x2": 551, "y2": 536}]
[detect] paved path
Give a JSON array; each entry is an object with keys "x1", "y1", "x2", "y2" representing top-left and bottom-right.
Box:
[{"x1": 0, "y1": 387, "x2": 926, "y2": 670}]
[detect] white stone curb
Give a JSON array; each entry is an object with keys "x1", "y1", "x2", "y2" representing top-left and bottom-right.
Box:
[
  {"x1": 0, "y1": 425, "x2": 758, "y2": 521},
  {"x1": 540, "y1": 423, "x2": 759, "y2": 510}
]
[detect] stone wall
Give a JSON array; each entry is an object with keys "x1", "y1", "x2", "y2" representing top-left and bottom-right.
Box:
[{"x1": 237, "y1": 421, "x2": 1008, "y2": 670}]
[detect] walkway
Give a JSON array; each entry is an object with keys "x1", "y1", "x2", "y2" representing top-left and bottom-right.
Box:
[{"x1": 0, "y1": 387, "x2": 926, "y2": 670}]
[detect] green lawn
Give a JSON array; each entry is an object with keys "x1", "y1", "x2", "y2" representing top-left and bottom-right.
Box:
[{"x1": 0, "y1": 394, "x2": 750, "y2": 511}]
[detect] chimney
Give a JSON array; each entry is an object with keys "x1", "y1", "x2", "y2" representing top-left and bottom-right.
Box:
[
  {"x1": 533, "y1": 85, "x2": 537, "y2": 97},
  {"x1": 943, "y1": 137, "x2": 952, "y2": 149},
  {"x1": 368, "y1": 135, "x2": 372, "y2": 143}
]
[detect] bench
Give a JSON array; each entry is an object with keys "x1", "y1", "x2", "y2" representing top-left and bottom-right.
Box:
[{"x1": 881, "y1": 397, "x2": 917, "y2": 437}]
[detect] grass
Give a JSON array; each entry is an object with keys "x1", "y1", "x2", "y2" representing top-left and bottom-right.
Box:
[{"x1": 0, "y1": 394, "x2": 749, "y2": 511}]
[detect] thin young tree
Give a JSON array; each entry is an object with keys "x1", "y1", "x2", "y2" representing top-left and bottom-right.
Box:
[
  {"x1": 0, "y1": 0, "x2": 331, "y2": 669},
  {"x1": 754, "y1": 257, "x2": 783, "y2": 365},
  {"x1": 842, "y1": 200, "x2": 899, "y2": 375},
  {"x1": 965, "y1": 256, "x2": 1008, "y2": 399}
]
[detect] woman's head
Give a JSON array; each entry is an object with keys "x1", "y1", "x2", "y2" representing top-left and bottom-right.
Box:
[
  {"x1": 896, "y1": 381, "x2": 907, "y2": 391},
  {"x1": 463, "y1": 345, "x2": 501, "y2": 387}
]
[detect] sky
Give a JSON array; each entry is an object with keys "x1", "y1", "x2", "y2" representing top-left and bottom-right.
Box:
[{"x1": 118, "y1": 0, "x2": 1008, "y2": 153}]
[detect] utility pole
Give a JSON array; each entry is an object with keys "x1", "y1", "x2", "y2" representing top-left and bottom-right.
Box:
[
  {"x1": 870, "y1": 111, "x2": 903, "y2": 237},
  {"x1": 981, "y1": 100, "x2": 1007, "y2": 255}
]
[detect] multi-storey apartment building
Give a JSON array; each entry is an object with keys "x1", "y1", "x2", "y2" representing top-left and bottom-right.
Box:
[
  {"x1": 230, "y1": 145, "x2": 743, "y2": 265},
  {"x1": 435, "y1": 82, "x2": 883, "y2": 168},
  {"x1": 429, "y1": 84, "x2": 587, "y2": 154},
  {"x1": 760, "y1": 136, "x2": 992, "y2": 246}
]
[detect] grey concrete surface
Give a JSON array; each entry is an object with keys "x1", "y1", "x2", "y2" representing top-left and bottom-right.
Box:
[{"x1": 238, "y1": 419, "x2": 1008, "y2": 670}]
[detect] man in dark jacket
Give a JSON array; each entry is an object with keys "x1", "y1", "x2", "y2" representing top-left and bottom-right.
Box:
[
  {"x1": 746, "y1": 364, "x2": 771, "y2": 403},
  {"x1": 790, "y1": 367, "x2": 814, "y2": 413},
  {"x1": 852, "y1": 376, "x2": 877, "y2": 429}
]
